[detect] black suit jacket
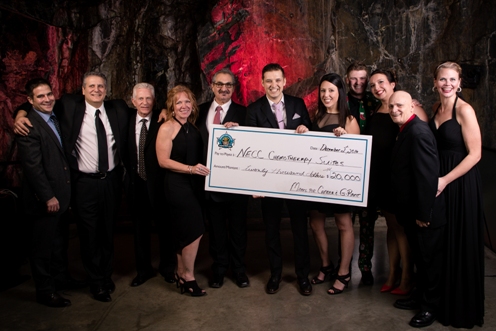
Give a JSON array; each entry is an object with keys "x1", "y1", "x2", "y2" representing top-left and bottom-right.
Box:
[
  {"x1": 391, "y1": 116, "x2": 446, "y2": 227},
  {"x1": 53, "y1": 94, "x2": 130, "y2": 171},
  {"x1": 125, "y1": 110, "x2": 164, "y2": 207},
  {"x1": 16, "y1": 110, "x2": 71, "y2": 216},
  {"x1": 197, "y1": 100, "x2": 247, "y2": 202},
  {"x1": 247, "y1": 94, "x2": 311, "y2": 129}
]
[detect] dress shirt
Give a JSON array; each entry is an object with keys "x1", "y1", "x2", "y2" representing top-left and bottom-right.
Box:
[
  {"x1": 135, "y1": 113, "x2": 152, "y2": 174},
  {"x1": 76, "y1": 102, "x2": 116, "y2": 173},
  {"x1": 206, "y1": 99, "x2": 232, "y2": 134},
  {"x1": 267, "y1": 95, "x2": 286, "y2": 127},
  {"x1": 32, "y1": 108, "x2": 62, "y2": 146}
]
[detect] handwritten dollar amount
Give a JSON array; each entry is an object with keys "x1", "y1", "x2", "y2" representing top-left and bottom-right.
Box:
[{"x1": 328, "y1": 172, "x2": 361, "y2": 181}]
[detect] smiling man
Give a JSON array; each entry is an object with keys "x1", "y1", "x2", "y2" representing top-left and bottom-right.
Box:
[
  {"x1": 126, "y1": 83, "x2": 176, "y2": 287},
  {"x1": 389, "y1": 91, "x2": 446, "y2": 328},
  {"x1": 16, "y1": 78, "x2": 72, "y2": 307},
  {"x1": 247, "y1": 63, "x2": 312, "y2": 296},
  {"x1": 196, "y1": 68, "x2": 249, "y2": 289}
]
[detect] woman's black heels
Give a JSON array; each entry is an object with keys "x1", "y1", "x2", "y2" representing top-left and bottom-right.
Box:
[
  {"x1": 180, "y1": 279, "x2": 206, "y2": 297},
  {"x1": 327, "y1": 273, "x2": 351, "y2": 295},
  {"x1": 311, "y1": 263, "x2": 335, "y2": 285}
]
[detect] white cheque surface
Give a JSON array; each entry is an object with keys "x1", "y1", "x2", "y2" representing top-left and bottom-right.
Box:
[{"x1": 205, "y1": 126, "x2": 372, "y2": 207}]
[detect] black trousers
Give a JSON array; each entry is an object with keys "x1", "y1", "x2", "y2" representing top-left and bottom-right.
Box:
[
  {"x1": 261, "y1": 197, "x2": 310, "y2": 279},
  {"x1": 206, "y1": 194, "x2": 248, "y2": 275},
  {"x1": 72, "y1": 168, "x2": 121, "y2": 287},
  {"x1": 130, "y1": 175, "x2": 175, "y2": 275},
  {"x1": 404, "y1": 223, "x2": 445, "y2": 312},
  {"x1": 28, "y1": 212, "x2": 68, "y2": 294}
]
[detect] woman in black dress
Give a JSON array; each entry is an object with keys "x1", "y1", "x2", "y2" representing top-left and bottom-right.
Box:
[
  {"x1": 430, "y1": 61, "x2": 484, "y2": 328},
  {"x1": 367, "y1": 70, "x2": 427, "y2": 295},
  {"x1": 156, "y1": 85, "x2": 210, "y2": 296},
  {"x1": 300, "y1": 73, "x2": 359, "y2": 294}
]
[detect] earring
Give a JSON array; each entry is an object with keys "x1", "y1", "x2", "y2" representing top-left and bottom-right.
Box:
[
  {"x1": 432, "y1": 86, "x2": 437, "y2": 92},
  {"x1": 172, "y1": 111, "x2": 175, "y2": 117},
  {"x1": 457, "y1": 87, "x2": 462, "y2": 92}
]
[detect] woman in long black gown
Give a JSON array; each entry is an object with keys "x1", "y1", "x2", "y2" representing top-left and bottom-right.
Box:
[
  {"x1": 156, "y1": 85, "x2": 210, "y2": 296},
  {"x1": 430, "y1": 61, "x2": 484, "y2": 328},
  {"x1": 299, "y1": 73, "x2": 359, "y2": 294}
]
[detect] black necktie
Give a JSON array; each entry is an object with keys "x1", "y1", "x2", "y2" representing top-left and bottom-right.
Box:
[
  {"x1": 49, "y1": 115, "x2": 62, "y2": 146},
  {"x1": 95, "y1": 109, "x2": 108, "y2": 173},
  {"x1": 138, "y1": 119, "x2": 148, "y2": 180}
]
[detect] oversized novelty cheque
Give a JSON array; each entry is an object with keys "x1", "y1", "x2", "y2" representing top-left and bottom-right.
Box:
[{"x1": 205, "y1": 125, "x2": 372, "y2": 207}]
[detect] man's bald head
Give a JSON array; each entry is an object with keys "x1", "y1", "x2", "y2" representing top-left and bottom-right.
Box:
[{"x1": 389, "y1": 90, "x2": 415, "y2": 126}]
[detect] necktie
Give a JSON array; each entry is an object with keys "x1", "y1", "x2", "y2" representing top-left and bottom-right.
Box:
[
  {"x1": 138, "y1": 119, "x2": 148, "y2": 180},
  {"x1": 49, "y1": 115, "x2": 62, "y2": 146},
  {"x1": 213, "y1": 106, "x2": 222, "y2": 124},
  {"x1": 358, "y1": 100, "x2": 366, "y2": 132},
  {"x1": 273, "y1": 102, "x2": 285, "y2": 129},
  {"x1": 95, "y1": 109, "x2": 108, "y2": 173}
]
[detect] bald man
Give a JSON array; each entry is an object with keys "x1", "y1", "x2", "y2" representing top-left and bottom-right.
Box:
[{"x1": 389, "y1": 91, "x2": 446, "y2": 328}]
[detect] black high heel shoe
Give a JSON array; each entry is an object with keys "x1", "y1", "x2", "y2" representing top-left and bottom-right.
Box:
[
  {"x1": 180, "y1": 280, "x2": 206, "y2": 297},
  {"x1": 175, "y1": 272, "x2": 181, "y2": 288},
  {"x1": 311, "y1": 263, "x2": 335, "y2": 285},
  {"x1": 327, "y1": 273, "x2": 351, "y2": 295}
]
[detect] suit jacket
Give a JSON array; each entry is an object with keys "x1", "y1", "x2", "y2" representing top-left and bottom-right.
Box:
[
  {"x1": 16, "y1": 110, "x2": 71, "y2": 216},
  {"x1": 247, "y1": 94, "x2": 311, "y2": 130},
  {"x1": 125, "y1": 109, "x2": 165, "y2": 207},
  {"x1": 53, "y1": 94, "x2": 130, "y2": 171},
  {"x1": 390, "y1": 116, "x2": 446, "y2": 227},
  {"x1": 197, "y1": 100, "x2": 247, "y2": 202}
]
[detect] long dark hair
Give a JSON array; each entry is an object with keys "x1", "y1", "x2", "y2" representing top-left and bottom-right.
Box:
[{"x1": 315, "y1": 73, "x2": 350, "y2": 127}]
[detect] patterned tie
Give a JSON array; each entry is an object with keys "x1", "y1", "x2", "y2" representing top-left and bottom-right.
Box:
[
  {"x1": 138, "y1": 119, "x2": 148, "y2": 180},
  {"x1": 273, "y1": 102, "x2": 285, "y2": 129},
  {"x1": 95, "y1": 109, "x2": 108, "y2": 173},
  {"x1": 49, "y1": 115, "x2": 62, "y2": 146},
  {"x1": 213, "y1": 106, "x2": 222, "y2": 124}
]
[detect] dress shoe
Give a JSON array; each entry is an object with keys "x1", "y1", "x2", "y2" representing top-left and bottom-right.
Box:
[
  {"x1": 91, "y1": 287, "x2": 112, "y2": 302},
  {"x1": 265, "y1": 275, "x2": 281, "y2": 294},
  {"x1": 208, "y1": 274, "x2": 224, "y2": 288},
  {"x1": 409, "y1": 311, "x2": 436, "y2": 328},
  {"x1": 361, "y1": 271, "x2": 374, "y2": 286},
  {"x1": 394, "y1": 297, "x2": 420, "y2": 310},
  {"x1": 234, "y1": 272, "x2": 250, "y2": 288},
  {"x1": 391, "y1": 287, "x2": 412, "y2": 295},
  {"x1": 130, "y1": 270, "x2": 155, "y2": 287},
  {"x1": 162, "y1": 271, "x2": 176, "y2": 284},
  {"x1": 36, "y1": 292, "x2": 71, "y2": 308},
  {"x1": 55, "y1": 278, "x2": 87, "y2": 291},
  {"x1": 103, "y1": 279, "x2": 115, "y2": 294},
  {"x1": 297, "y1": 278, "x2": 312, "y2": 296}
]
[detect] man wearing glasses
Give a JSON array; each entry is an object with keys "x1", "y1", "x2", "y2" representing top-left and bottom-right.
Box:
[{"x1": 197, "y1": 68, "x2": 249, "y2": 289}]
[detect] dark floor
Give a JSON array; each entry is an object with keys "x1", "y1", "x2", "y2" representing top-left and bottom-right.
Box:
[{"x1": 0, "y1": 217, "x2": 494, "y2": 331}]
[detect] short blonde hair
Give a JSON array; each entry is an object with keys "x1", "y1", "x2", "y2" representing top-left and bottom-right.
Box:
[{"x1": 434, "y1": 61, "x2": 462, "y2": 79}]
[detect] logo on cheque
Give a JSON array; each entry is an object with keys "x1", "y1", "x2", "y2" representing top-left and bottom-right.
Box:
[{"x1": 217, "y1": 132, "x2": 235, "y2": 149}]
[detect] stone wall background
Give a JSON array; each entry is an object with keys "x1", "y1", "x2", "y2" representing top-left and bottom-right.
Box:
[{"x1": 1, "y1": 0, "x2": 495, "y2": 186}]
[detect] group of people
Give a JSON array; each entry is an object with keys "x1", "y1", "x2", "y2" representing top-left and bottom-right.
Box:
[{"x1": 13, "y1": 61, "x2": 484, "y2": 329}]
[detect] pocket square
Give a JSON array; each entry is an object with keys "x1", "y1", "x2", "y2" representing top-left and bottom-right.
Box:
[{"x1": 292, "y1": 113, "x2": 301, "y2": 120}]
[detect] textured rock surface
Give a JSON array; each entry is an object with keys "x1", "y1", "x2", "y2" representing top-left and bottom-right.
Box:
[{"x1": 1, "y1": 0, "x2": 496, "y2": 187}]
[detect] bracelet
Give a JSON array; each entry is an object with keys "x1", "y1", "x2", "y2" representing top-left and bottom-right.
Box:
[{"x1": 188, "y1": 166, "x2": 192, "y2": 175}]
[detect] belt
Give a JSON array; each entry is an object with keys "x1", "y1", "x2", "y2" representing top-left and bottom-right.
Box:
[{"x1": 78, "y1": 169, "x2": 113, "y2": 179}]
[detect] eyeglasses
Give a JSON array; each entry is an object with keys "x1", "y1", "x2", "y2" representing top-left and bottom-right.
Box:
[{"x1": 213, "y1": 82, "x2": 234, "y2": 89}]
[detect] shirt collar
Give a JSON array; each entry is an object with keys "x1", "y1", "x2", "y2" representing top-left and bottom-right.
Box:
[
  {"x1": 32, "y1": 107, "x2": 52, "y2": 122},
  {"x1": 213, "y1": 99, "x2": 232, "y2": 112},
  {"x1": 85, "y1": 101, "x2": 105, "y2": 115},
  {"x1": 399, "y1": 114, "x2": 416, "y2": 132},
  {"x1": 267, "y1": 94, "x2": 285, "y2": 108}
]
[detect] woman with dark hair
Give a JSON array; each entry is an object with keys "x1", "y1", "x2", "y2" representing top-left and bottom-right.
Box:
[
  {"x1": 299, "y1": 73, "x2": 359, "y2": 294},
  {"x1": 367, "y1": 69, "x2": 426, "y2": 295},
  {"x1": 156, "y1": 85, "x2": 209, "y2": 296},
  {"x1": 430, "y1": 61, "x2": 484, "y2": 328}
]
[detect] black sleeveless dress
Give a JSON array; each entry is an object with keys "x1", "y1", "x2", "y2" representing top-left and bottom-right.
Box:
[
  {"x1": 429, "y1": 97, "x2": 485, "y2": 328},
  {"x1": 310, "y1": 113, "x2": 352, "y2": 214},
  {"x1": 363, "y1": 112, "x2": 398, "y2": 212},
  {"x1": 164, "y1": 118, "x2": 205, "y2": 250}
]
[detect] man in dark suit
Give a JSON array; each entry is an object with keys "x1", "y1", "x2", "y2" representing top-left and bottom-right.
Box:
[
  {"x1": 247, "y1": 63, "x2": 312, "y2": 295},
  {"x1": 126, "y1": 83, "x2": 176, "y2": 286},
  {"x1": 16, "y1": 78, "x2": 72, "y2": 307},
  {"x1": 15, "y1": 72, "x2": 130, "y2": 302},
  {"x1": 196, "y1": 68, "x2": 249, "y2": 289},
  {"x1": 389, "y1": 91, "x2": 446, "y2": 328}
]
